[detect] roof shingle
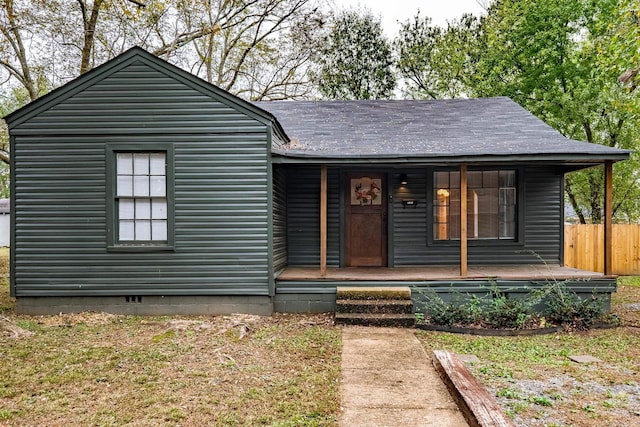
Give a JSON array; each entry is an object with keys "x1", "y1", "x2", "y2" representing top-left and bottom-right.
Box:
[{"x1": 254, "y1": 97, "x2": 630, "y2": 161}]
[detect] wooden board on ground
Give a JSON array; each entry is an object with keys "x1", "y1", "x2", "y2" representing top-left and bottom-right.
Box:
[{"x1": 432, "y1": 350, "x2": 515, "y2": 427}]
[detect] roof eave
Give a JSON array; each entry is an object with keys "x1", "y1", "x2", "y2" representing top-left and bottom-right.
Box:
[{"x1": 271, "y1": 152, "x2": 630, "y2": 165}]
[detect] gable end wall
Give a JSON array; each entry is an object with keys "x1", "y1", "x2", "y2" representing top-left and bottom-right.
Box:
[{"x1": 11, "y1": 60, "x2": 272, "y2": 298}]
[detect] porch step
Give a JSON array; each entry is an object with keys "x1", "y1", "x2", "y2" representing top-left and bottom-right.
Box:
[
  {"x1": 336, "y1": 286, "x2": 412, "y2": 300},
  {"x1": 334, "y1": 312, "x2": 416, "y2": 327},
  {"x1": 335, "y1": 286, "x2": 415, "y2": 327},
  {"x1": 336, "y1": 299, "x2": 414, "y2": 314}
]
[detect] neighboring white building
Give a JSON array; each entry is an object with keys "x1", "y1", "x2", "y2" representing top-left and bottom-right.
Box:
[{"x1": 0, "y1": 199, "x2": 9, "y2": 247}]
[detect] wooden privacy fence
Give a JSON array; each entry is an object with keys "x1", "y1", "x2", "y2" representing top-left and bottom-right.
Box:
[{"x1": 564, "y1": 224, "x2": 640, "y2": 275}]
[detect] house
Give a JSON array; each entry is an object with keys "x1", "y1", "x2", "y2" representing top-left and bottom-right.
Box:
[{"x1": 4, "y1": 47, "x2": 630, "y2": 315}]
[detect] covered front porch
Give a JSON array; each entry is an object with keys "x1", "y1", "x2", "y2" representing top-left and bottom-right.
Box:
[{"x1": 273, "y1": 264, "x2": 617, "y2": 313}]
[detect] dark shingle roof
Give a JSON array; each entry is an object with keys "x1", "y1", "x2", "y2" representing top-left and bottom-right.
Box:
[{"x1": 254, "y1": 97, "x2": 630, "y2": 162}]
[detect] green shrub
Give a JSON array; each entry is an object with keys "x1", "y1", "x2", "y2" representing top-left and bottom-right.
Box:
[
  {"x1": 414, "y1": 279, "x2": 607, "y2": 330},
  {"x1": 541, "y1": 281, "x2": 604, "y2": 329},
  {"x1": 481, "y1": 284, "x2": 539, "y2": 329},
  {"x1": 414, "y1": 288, "x2": 481, "y2": 326}
]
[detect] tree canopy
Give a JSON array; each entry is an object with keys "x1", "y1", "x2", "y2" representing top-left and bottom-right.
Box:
[
  {"x1": 394, "y1": 0, "x2": 640, "y2": 223},
  {"x1": 314, "y1": 9, "x2": 395, "y2": 100}
]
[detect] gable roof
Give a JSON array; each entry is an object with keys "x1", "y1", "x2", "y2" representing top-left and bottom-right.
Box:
[
  {"x1": 4, "y1": 47, "x2": 289, "y2": 142},
  {"x1": 255, "y1": 98, "x2": 630, "y2": 165}
]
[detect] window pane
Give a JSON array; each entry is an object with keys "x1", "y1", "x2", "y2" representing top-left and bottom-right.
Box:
[
  {"x1": 434, "y1": 204, "x2": 448, "y2": 240},
  {"x1": 500, "y1": 170, "x2": 516, "y2": 187},
  {"x1": 152, "y1": 199, "x2": 167, "y2": 219},
  {"x1": 152, "y1": 220, "x2": 167, "y2": 240},
  {"x1": 119, "y1": 199, "x2": 135, "y2": 220},
  {"x1": 117, "y1": 153, "x2": 133, "y2": 175},
  {"x1": 450, "y1": 172, "x2": 460, "y2": 188},
  {"x1": 434, "y1": 172, "x2": 449, "y2": 188},
  {"x1": 117, "y1": 176, "x2": 133, "y2": 196},
  {"x1": 133, "y1": 153, "x2": 149, "y2": 175},
  {"x1": 150, "y1": 153, "x2": 165, "y2": 175},
  {"x1": 134, "y1": 176, "x2": 149, "y2": 196},
  {"x1": 501, "y1": 218, "x2": 516, "y2": 239},
  {"x1": 119, "y1": 220, "x2": 134, "y2": 241},
  {"x1": 136, "y1": 199, "x2": 151, "y2": 219},
  {"x1": 483, "y1": 171, "x2": 499, "y2": 187},
  {"x1": 500, "y1": 188, "x2": 516, "y2": 206},
  {"x1": 501, "y1": 204, "x2": 516, "y2": 222},
  {"x1": 150, "y1": 176, "x2": 166, "y2": 197},
  {"x1": 449, "y1": 186, "x2": 460, "y2": 239},
  {"x1": 136, "y1": 220, "x2": 151, "y2": 240},
  {"x1": 468, "y1": 171, "x2": 482, "y2": 188},
  {"x1": 434, "y1": 189, "x2": 450, "y2": 206}
]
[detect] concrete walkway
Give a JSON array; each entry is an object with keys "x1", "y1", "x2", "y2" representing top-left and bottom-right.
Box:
[{"x1": 339, "y1": 327, "x2": 469, "y2": 427}]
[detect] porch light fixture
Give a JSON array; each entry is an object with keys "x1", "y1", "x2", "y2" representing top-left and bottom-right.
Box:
[{"x1": 399, "y1": 173, "x2": 408, "y2": 185}]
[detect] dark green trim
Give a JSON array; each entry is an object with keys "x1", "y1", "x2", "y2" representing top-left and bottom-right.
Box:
[
  {"x1": 105, "y1": 143, "x2": 175, "y2": 251},
  {"x1": 9, "y1": 135, "x2": 15, "y2": 298},
  {"x1": 266, "y1": 124, "x2": 275, "y2": 297},
  {"x1": 106, "y1": 245, "x2": 176, "y2": 252}
]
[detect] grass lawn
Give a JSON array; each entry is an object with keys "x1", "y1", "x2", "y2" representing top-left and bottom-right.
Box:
[
  {"x1": 2, "y1": 241, "x2": 640, "y2": 427},
  {"x1": 0, "y1": 246, "x2": 341, "y2": 426},
  {"x1": 417, "y1": 278, "x2": 640, "y2": 427}
]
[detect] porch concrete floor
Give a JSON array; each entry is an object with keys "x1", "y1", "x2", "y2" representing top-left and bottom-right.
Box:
[{"x1": 277, "y1": 265, "x2": 611, "y2": 281}]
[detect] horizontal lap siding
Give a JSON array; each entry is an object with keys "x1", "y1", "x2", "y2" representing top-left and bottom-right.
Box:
[
  {"x1": 273, "y1": 166, "x2": 287, "y2": 273},
  {"x1": 393, "y1": 171, "x2": 458, "y2": 265},
  {"x1": 12, "y1": 61, "x2": 270, "y2": 296},
  {"x1": 286, "y1": 166, "x2": 340, "y2": 266}
]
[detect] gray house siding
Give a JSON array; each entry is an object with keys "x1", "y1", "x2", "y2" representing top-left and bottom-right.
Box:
[{"x1": 10, "y1": 58, "x2": 272, "y2": 299}]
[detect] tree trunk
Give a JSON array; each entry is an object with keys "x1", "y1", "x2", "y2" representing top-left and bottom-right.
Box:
[
  {"x1": 565, "y1": 177, "x2": 586, "y2": 224},
  {"x1": 2, "y1": 0, "x2": 38, "y2": 100},
  {"x1": 79, "y1": 0, "x2": 105, "y2": 75}
]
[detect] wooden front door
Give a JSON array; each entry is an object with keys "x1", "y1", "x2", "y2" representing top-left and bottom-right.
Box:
[{"x1": 345, "y1": 173, "x2": 387, "y2": 267}]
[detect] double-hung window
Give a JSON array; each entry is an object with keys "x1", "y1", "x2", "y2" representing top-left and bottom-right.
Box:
[
  {"x1": 107, "y1": 145, "x2": 174, "y2": 250},
  {"x1": 433, "y1": 170, "x2": 517, "y2": 241}
]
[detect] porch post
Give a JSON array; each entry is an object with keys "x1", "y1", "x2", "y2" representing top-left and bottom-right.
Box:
[
  {"x1": 320, "y1": 164, "x2": 327, "y2": 277},
  {"x1": 460, "y1": 164, "x2": 468, "y2": 277},
  {"x1": 604, "y1": 161, "x2": 613, "y2": 276}
]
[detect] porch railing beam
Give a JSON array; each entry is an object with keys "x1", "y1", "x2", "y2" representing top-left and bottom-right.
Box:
[
  {"x1": 320, "y1": 164, "x2": 327, "y2": 277},
  {"x1": 460, "y1": 164, "x2": 468, "y2": 277},
  {"x1": 604, "y1": 161, "x2": 613, "y2": 276}
]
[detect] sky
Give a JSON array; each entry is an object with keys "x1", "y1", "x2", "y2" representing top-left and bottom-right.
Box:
[{"x1": 331, "y1": 0, "x2": 488, "y2": 37}]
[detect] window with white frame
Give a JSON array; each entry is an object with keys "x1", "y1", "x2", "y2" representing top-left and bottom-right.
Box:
[{"x1": 116, "y1": 152, "x2": 168, "y2": 242}]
